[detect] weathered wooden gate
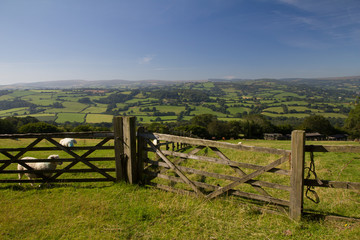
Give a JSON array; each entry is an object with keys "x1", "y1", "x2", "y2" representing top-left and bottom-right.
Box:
[
  {"x1": 0, "y1": 117, "x2": 138, "y2": 184},
  {"x1": 138, "y1": 125, "x2": 297, "y2": 216},
  {"x1": 0, "y1": 132, "x2": 118, "y2": 184}
]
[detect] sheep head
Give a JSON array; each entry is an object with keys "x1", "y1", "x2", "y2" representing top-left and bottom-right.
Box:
[{"x1": 48, "y1": 154, "x2": 62, "y2": 165}]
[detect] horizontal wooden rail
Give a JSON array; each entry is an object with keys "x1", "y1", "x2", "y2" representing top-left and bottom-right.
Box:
[
  {"x1": 0, "y1": 146, "x2": 114, "y2": 152},
  {"x1": 0, "y1": 178, "x2": 115, "y2": 183},
  {"x1": 0, "y1": 157, "x2": 115, "y2": 163},
  {"x1": 1, "y1": 168, "x2": 115, "y2": 174},
  {"x1": 145, "y1": 159, "x2": 290, "y2": 191},
  {"x1": 145, "y1": 171, "x2": 290, "y2": 206},
  {"x1": 139, "y1": 132, "x2": 290, "y2": 155},
  {"x1": 0, "y1": 132, "x2": 114, "y2": 139},
  {"x1": 151, "y1": 149, "x2": 290, "y2": 176}
]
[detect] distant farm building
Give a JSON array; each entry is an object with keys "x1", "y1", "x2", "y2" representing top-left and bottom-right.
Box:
[
  {"x1": 328, "y1": 134, "x2": 348, "y2": 141},
  {"x1": 264, "y1": 133, "x2": 288, "y2": 140},
  {"x1": 305, "y1": 132, "x2": 325, "y2": 141}
]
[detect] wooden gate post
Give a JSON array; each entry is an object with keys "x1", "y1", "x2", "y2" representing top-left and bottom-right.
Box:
[
  {"x1": 290, "y1": 130, "x2": 305, "y2": 221},
  {"x1": 123, "y1": 116, "x2": 138, "y2": 184},
  {"x1": 137, "y1": 126, "x2": 146, "y2": 184},
  {"x1": 114, "y1": 116, "x2": 125, "y2": 182}
]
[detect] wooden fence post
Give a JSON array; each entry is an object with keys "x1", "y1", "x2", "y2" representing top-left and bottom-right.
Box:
[
  {"x1": 113, "y1": 116, "x2": 125, "y2": 182},
  {"x1": 137, "y1": 126, "x2": 146, "y2": 184},
  {"x1": 123, "y1": 116, "x2": 138, "y2": 184},
  {"x1": 290, "y1": 130, "x2": 305, "y2": 221}
]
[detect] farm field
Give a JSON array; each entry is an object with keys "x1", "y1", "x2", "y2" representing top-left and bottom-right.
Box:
[
  {"x1": 0, "y1": 78, "x2": 356, "y2": 124},
  {"x1": 0, "y1": 138, "x2": 359, "y2": 239}
]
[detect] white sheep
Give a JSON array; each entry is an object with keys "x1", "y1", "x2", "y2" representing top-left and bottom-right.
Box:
[
  {"x1": 17, "y1": 154, "x2": 62, "y2": 186},
  {"x1": 60, "y1": 138, "x2": 77, "y2": 147}
]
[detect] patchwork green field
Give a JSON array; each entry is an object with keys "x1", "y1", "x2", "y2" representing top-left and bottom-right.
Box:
[{"x1": 0, "y1": 79, "x2": 356, "y2": 124}]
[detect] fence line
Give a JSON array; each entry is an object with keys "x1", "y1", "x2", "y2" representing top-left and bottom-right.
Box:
[{"x1": 0, "y1": 116, "x2": 359, "y2": 221}]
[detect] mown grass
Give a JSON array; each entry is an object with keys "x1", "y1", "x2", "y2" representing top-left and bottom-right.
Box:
[
  {"x1": 55, "y1": 113, "x2": 86, "y2": 123},
  {"x1": 86, "y1": 114, "x2": 114, "y2": 123},
  {"x1": 0, "y1": 139, "x2": 359, "y2": 239}
]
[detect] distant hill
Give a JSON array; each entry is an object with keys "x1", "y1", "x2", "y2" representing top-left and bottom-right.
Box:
[
  {"x1": 0, "y1": 79, "x2": 192, "y2": 90},
  {"x1": 1, "y1": 76, "x2": 360, "y2": 91}
]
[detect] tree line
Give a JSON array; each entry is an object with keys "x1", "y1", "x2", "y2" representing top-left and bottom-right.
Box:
[
  {"x1": 0, "y1": 102, "x2": 359, "y2": 140},
  {"x1": 143, "y1": 104, "x2": 360, "y2": 140}
]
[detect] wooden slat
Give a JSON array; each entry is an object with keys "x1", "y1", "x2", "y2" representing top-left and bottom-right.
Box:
[
  {"x1": 0, "y1": 178, "x2": 115, "y2": 183},
  {"x1": 0, "y1": 137, "x2": 51, "y2": 180},
  {"x1": 145, "y1": 171, "x2": 290, "y2": 206},
  {"x1": 147, "y1": 139, "x2": 205, "y2": 197},
  {"x1": 145, "y1": 159, "x2": 291, "y2": 191},
  {"x1": 137, "y1": 127, "x2": 146, "y2": 183},
  {"x1": 140, "y1": 132, "x2": 290, "y2": 155},
  {"x1": 206, "y1": 155, "x2": 289, "y2": 199},
  {"x1": 305, "y1": 179, "x2": 360, "y2": 190},
  {"x1": 1, "y1": 168, "x2": 115, "y2": 174},
  {"x1": 209, "y1": 146, "x2": 287, "y2": 212},
  {"x1": 0, "y1": 157, "x2": 115, "y2": 163},
  {"x1": 46, "y1": 138, "x2": 115, "y2": 181},
  {"x1": 159, "y1": 150, "x2": 290, "y2": 176},
  {"x1": 0, "y1": 132, "x2": 114, "y2": 139},
  {"x1": 0, "y1": 146, "x2": 114, "y2": 152}
]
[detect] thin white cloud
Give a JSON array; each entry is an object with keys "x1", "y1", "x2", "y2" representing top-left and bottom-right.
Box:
[
  {"x1": 139, "y1": 55, "x2": 155, "y2": 64},
  {"x1": 278, "y1": 0, "x2": 298, "y2": 5},
  {"x1": 223, "y1": 75, "x2": 237, "y2": 80},
  {"x1": 276, "y1": 0, "x2": 360, "y2": 45}
]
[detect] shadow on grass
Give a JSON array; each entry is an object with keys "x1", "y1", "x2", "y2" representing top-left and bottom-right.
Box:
[{"x1": 302, "y1": 210, "x2": 360, "y2": 222}]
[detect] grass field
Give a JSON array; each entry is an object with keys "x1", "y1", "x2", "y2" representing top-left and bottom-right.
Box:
[
  {"x1": 0, "y1": 107, "x2": 28, "y2": 117},
  {"x1": 56, "y1": 113, "x2": 86, "y2": 123},
  {"x1": 0, "y1": 82, "x2": 355, "y2": 124},
  {"x1": 86, "y1": 114, "x2": 114, "y2": 123},
  {"x1": 28, "y1": 113, "x2": 57, "y2": 122},
  {"x1": 0, "y1": 138, "x2": 359, "y2": 239}
]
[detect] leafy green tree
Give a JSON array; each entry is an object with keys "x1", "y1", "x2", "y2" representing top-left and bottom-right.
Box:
[
  {"x1": 242, "y1": 114, "x2": 275, "y2": 138},
  {"x1": 144, "y1": 122, "x2": 169, "y2": 133},
  {"x1": 0, "y1": 119, "x2": 17, "y2": 133},
  {"x1": 190, "y1": 114, "x2": 217, "y2": 127},
  {"x1": 299, "y1": 115, "x2": 335, "y2": 136},
  {"x1": 275, "y1": 123, "x2": 293, "y2": 135},
  {"x1": 19, "y1": 122, "x2": 60, "y2": 133},
  {"x1": 73, "y1": 125, "x2": 94, "y2": 132},
  {"x1": 52, "y1": 102, "x2": 64, "y2": 108},
  {"x1": 226, "y1": 121, "x2": 243, "y2": 139},
  {"x1": 207, "y1": 120, "x2": 231, "y2": 139},
  {"x1": 4, "y1": 116, "x2": 39, "y2": 129},
  {"x1": 344, "y1": 103, "x2": 360, "y2": 138},
  {"x1": 175, "y1": 124, "x2": 209, "y2": 138},
  {"x1": 78, "y1": 97, "x2": 92, "y2": 104}
]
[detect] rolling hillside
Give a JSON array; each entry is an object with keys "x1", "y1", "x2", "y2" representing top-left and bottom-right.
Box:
[{"x1": 0, "y1": 77, "x2": 358, "y2": 124}]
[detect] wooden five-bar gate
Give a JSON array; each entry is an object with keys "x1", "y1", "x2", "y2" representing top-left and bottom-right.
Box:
[{"x1": 0, "y1": 116, "x2": 359, "y2": 221}]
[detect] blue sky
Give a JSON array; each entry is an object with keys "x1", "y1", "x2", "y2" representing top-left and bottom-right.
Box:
[{"x1": 0, "y1": 0, "x2": 359, "y2": 84}]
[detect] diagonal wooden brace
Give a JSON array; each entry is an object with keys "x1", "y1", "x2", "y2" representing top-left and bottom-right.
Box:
[
  {"x1": 46, "y1": 138, "x2": 115, "y2": 181},
  {"x1": 0, "y1": 138, "x2": 44, "y2": 172},
  {"x1": 206, "y1": 154, "x2": 289, "y2": 199},
  {"x1": 210, "y1": 147, "x2": 288, "y2": 212},
  {"x1": 147, "y1": 139, "x2": 205, "y2": 197}
]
